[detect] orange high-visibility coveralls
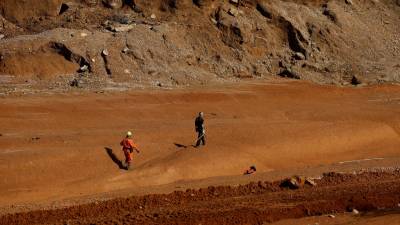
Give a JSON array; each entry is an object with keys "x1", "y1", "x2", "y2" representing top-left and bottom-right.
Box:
[{"x1": 120, "y1": 138, "x2": 138, "y2": 163}]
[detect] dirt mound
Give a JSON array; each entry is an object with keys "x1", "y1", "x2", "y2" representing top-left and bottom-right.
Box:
[
  {"x1": 0, "y1": 37, "x2": 92, "y2": 80},
  {"x1": 0, "y1": 46, "x2": 79, "y2": 80},
  {"x1": 0, "y1": 0, "x2": 63, "y2": 23},
  {"x1": 0, "y1": 0, "x2": 399, "y2": 91},
  {"x1": 120, "y1": 120, "x2": 400, "y2": 187},
  {"x1": 1, "y1": 171, "x2": 400, "y2": 225}
]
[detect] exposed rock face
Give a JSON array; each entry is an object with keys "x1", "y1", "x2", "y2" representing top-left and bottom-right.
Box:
[{"x1": 0, "y1": 0, "x2": 399, "y2": 90}]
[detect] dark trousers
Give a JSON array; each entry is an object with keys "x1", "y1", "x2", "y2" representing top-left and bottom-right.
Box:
[{"x1": 195, "y1": 132, "x2": 206, "y2": 146}]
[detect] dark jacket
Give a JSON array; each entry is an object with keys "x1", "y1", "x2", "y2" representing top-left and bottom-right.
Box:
[{"x1": 195, "y1": 116, "x2": 204, "y2": 133}]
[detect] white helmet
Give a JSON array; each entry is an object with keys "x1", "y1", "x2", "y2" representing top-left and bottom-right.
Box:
[{"x1": 126, "y1": 131, "x2": 132, "y2": 137}]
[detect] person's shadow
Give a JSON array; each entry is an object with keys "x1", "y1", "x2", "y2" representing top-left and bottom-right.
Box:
[
  {"x1": 174, "y1": 143, "x2": 188, "y2": 149},
  {"x1": 174, "y1": 143, "x2": 197, "y2": 149},
  {"x1": 105, "y1": 147, "x2": 125, "y2": 169}
]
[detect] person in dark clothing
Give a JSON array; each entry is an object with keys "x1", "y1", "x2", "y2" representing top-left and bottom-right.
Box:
[{"x1": 195, "y1": 112, "x2": 205, "y2": 147}]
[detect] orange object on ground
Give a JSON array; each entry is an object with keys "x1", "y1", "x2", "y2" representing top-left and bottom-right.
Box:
[{"x1": 243, "y1": 165, "x2": 257, "y2": 175}]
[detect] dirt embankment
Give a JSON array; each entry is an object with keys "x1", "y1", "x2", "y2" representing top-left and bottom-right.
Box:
[
  {"x1": 0, "y1": 0, "x2": 400, "y2": 92},
  {"x1": 0, "y1": 81, "x2": 399, "y2": 218},
  {"x1": 1, "y1": 171, "x2": 400, "y2": 225}
]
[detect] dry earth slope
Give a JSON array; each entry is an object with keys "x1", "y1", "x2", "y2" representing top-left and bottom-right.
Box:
[{"x1": 0, "y1": 0, "x2": 399, "y2": 92}]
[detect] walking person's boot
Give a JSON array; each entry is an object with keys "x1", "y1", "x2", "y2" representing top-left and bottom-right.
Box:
[{"x1": 124, "y1": 161, "x2": 131, "y2": 170}]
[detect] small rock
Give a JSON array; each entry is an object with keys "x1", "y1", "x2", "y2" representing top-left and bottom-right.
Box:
[
  {"x1": 113, "y1": 15, "x2": 131, "y2": 24},
  {"x1": 79, "y1": 65, "x2": 89, "y2": 72},
  {"x1": 102, "y1": 49, "x2": 109, "y2": 56},
  {"x1": 91, "y1": 58, "x2": 96, "y2": 62},
  {"x1": 111, "y1": 24, "x2": 135, "y2": 32},
  {"x1": 102, "y1": 0, "x2": 122, "y2": 9},
  {"x1": 294, "y1": 52, "x2": 306, "y2": 60},
  {"x1": 280, "y1": 175, "x2": 305, "y2": 189},
  {"x1": 328, "y1": 214, "x2": 335, "y2": 218},
  {"x1": 124, "y1": 69, "x2": 130, "y2": 74},
  {"x1": 150, "y1": 14, "x2": 156, "y2": 19},
  {"x1": 228, "y1": 7, "x2": 239, "y2": 17},
  {"x1": 70, "y1": 79, "x2": 79, "y2": 87},
  {"x1": 122, "y1": 47, "x2": 130, "y2": 53},
  {"x1": 352, "y1": 209, "x2": 359, "y2": 214},
  {"x1": 80, "y1": 32, "x2": 88, "y2": 37},
  {"x1": 278, "y1": 68, "x2": 300, "y2": 79},
  {"x1": 190, "y1": 193, "x2": 195, "y2": 197},
  {"x1": 139, "y1": 206, "x2": 143, "y2": 209},
  {"x1": 102, "y1": 20, "x2": 111, "y2": 26},
  {"x1": 305, "y1": 178, "x2": 317, "y2": 186},
  {"x1": 0, "y1": 34, "x2": 4, "y2": 40},
  {"x1": 31, "y1": 137, "x2": 40, "y2": 141},
  {"x1": 258, "y1": 181, "x2": 267, "y2": 189},
  {"x1": 230, "y1": 0, "x2": 239, "y2": 4},
  {"x1": 351, "y1": 75, "x2": 361, "y2": 85},
  {"x1": 84, "y1": 0, "x2": 98, "y2": 6},
  {"x1": 345, "y1": 0, "x2": 353, "y2": 5}
]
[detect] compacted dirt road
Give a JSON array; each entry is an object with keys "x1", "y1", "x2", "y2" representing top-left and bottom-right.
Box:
[{"x1": 1, "y1": 81, "x2": 400, "y2": 223}]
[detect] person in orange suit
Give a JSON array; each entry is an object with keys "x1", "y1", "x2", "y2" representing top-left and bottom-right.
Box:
[
  {"x1": 120, "y1": 131, "x2": 140, "y2": 170},
  {"x1": 243, "y1": 165, "x2": 257, "y2": 175}
]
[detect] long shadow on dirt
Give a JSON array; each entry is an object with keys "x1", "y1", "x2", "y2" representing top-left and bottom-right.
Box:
[
  {"x1": 174, "y1": 143, "x2": 198, "y2": 150},
  {"x1": 105, "y1": 147, "x2": 125, "y2": 169},
  {"x1": 174, "y1": 143, "x2": 188, "y2": 149}
]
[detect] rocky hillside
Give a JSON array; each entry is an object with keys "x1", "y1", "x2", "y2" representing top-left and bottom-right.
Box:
[{"x1": 0, "y1": 0, "x2": 399, "y2": 92}]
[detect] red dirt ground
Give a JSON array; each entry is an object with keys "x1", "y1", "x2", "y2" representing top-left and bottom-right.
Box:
[
  {"x1": 1, "y1": 171, "x2": 400, "y2": 224},
  {"x1": 272, "y1": 209, "x2": 400, "y2": 225},
  {"x1": 0, "y1": 81, "x2": 400, "y2": 223}
]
